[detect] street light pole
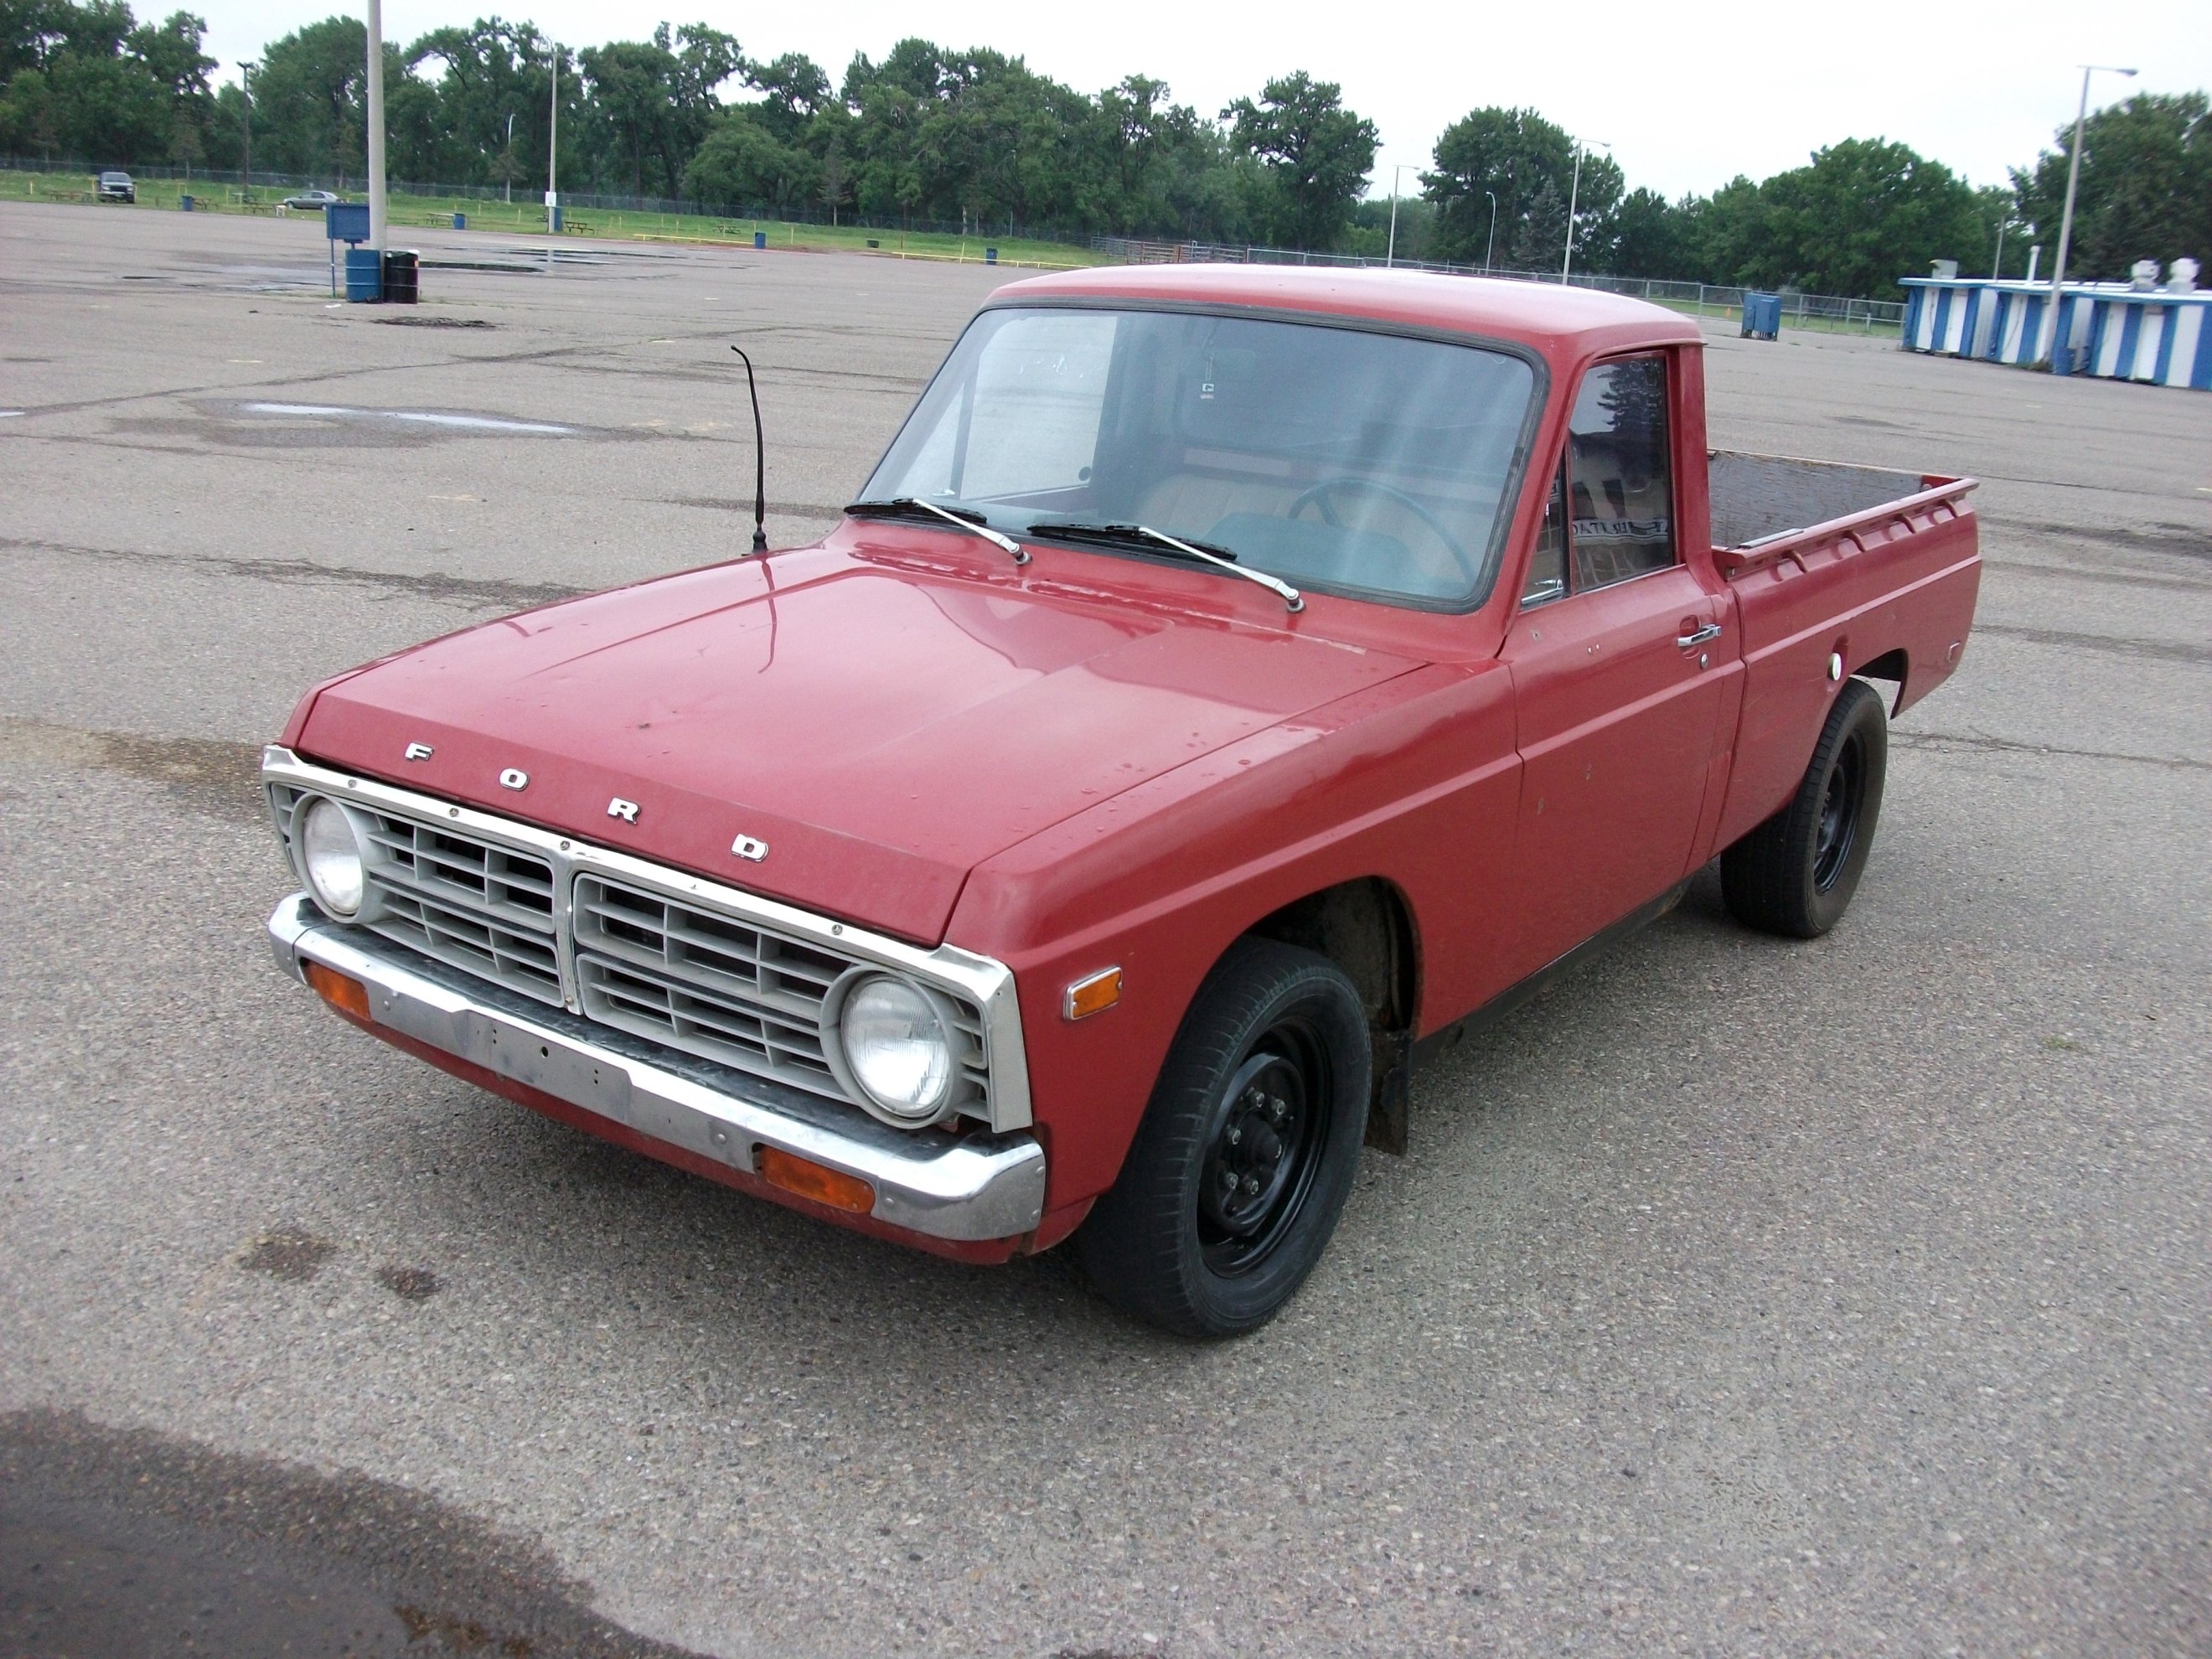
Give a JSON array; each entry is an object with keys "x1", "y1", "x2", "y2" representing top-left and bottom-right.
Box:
[
  {"x1": 504, "y1": 111, "x2": 515, "y2": 204},
  {"x1": 1483, "y1": 189, "x2": 1496, "y2": 274},
  {"x1": 2043, "y1": 64, "x2": 2136, "y2": 364},
  {"x1": 238, "y1": 61, "x2": 256, "y2": 200},
  {"x1": 365, "y1": 0, "x2": 386, "y2": 251},
  {"x1": 1385, "y1": 163, "x2": 1413, "y2": 268},
  {"x1": 548, "y1": 40, "x2": 560, "y2": 245},
  {"x1": 1562, "y1": 139, "x2": 1608, "y2": 282}
]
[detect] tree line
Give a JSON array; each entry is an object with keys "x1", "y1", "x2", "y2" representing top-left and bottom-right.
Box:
[{"x1": 3, "y1": 2, "x2": 2205, "y2": 297}]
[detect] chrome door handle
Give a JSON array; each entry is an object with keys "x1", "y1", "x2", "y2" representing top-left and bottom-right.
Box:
[{"x1": 1677, "y1": 623, "x2": 1723, "y2": 648}]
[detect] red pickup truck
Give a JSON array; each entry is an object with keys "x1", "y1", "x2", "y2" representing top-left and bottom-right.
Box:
[{"x1": 264, "y1": 267, "x2": 1979, "y2": 1336}]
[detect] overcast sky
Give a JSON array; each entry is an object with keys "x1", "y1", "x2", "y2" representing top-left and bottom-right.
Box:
[{"x1": 200, "y1": 0, "x2": 2212, "y2": 200}]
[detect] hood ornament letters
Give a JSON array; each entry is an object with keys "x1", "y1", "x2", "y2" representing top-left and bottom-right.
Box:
[
  {"x1": 607, "y1": 798, "x2": 640, "y2": 824},
  {"x1": 403, "y1": 742, "x2": 434, "y2": 762},
  {"x1": 731, "y1": 834, "x2": 768, "y2": 862},
  {"x1": 499, "y1": 767, "x2": 529, "y2": 791}
]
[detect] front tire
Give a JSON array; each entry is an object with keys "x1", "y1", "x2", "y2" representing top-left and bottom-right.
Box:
[
  {"x1": 1078, "y1": 938, "x2": 1370, "y2": 1337},
  {"x1": 1723, "y1": 677, "x2": 1889, "y2": 938}
]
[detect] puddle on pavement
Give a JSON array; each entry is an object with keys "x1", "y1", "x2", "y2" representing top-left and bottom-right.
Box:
[
  {"x1": 121, "y1": 399, "x2": 592, "y2": 449},
  {"x1": 239, "y1": 1224, "x2": 337, "y2": 1283},
  {"x1": 0, "y1": 1408, "x2": 708, "y2": 1658},
  {"x1": 0, "y1": 716, "x2": 261, "y2": 821}
]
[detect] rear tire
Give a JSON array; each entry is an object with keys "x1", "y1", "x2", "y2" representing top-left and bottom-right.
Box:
[
  {"x1": 1723, "y1": 677, "x2": 1889, "y2": 938},
  {"x1": 1078, "y1": 938, "x2": 1370, "y2": 1338}
]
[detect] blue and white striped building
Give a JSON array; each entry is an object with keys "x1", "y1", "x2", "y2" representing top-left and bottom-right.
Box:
[{"x1": 1899, "y1": 272, "x2": 2212, "y2": 391}]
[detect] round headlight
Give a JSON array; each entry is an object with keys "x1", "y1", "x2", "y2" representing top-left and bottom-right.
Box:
[
  {"x1": 838, "y1": 974, "x2": 954, "y2": 1124},
  {"x1": 299, "y1": 797, "x2": 367, "y2": 919}
]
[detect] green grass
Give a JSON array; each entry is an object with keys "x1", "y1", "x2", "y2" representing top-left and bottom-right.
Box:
[
  {"x1": 2, "y1": 171, "x2": 1900, "y2": 326},
  {"x1": 0, "y1": 168, "x2": 1103, "y2": 269},
  {"x1": 1645, "y1": 292, "x2": 1902, "y2": 339}
]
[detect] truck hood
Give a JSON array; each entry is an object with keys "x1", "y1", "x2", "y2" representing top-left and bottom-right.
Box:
[{"x1": 297, "y1": 540, "x2": 1424, "y2": 943}]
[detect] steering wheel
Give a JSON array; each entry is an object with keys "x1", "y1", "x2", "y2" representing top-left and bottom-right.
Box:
[{"x1": 1288, "y1": 478, "x2": 1470, "y2": 575}]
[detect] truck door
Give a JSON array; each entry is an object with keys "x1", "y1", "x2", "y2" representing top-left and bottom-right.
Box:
[{"x1": 1499, "y1": 353, "x2": 1729, "y2": 979}]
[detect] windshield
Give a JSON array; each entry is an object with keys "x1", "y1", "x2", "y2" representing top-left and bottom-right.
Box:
[{"x1": 860, "y1": 306, "x2": 1540, "y2": 608}]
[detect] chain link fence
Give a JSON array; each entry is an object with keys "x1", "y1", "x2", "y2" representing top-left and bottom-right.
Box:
[
  {"x1": 1090, "y1": 236, "x2": 1905, "y2": 333},
  {"x1": 4, "y1": 151, "x2": 1904, "y2": 330}
]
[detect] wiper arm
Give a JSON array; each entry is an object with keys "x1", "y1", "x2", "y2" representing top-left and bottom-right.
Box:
[
  {"x1": 844, "y1": 497, "x2": 1028, "y2": 565},
  {"x1": 1029, "y1": 521, "x2": 1303, "y2": 612}
]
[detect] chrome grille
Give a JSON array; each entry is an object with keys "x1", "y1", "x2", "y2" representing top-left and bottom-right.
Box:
[
  {"x1": 271, "y1": 784, "x2": 562, "y2": 1006},
  {"x1": 269, "y1": 777, "x2": 1000, "y2": 1125},
  {"x1": 571, "y1": 874, "x2": 989, "y2": 1114}
]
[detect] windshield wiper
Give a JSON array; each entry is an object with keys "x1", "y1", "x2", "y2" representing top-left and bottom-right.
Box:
[
  {"x1": 1027, "y1": 521, "x2": 1303, "y2": 612},
  {"x1": 844, "y1": 496, "x2": 1029, "y2": 565}
]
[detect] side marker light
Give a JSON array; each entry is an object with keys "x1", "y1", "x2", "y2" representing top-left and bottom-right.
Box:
[
  {"x1": 757, "y1": 1146, "x2": 875, "y2": 1214},
  {"x1": 1063, "y1": 966, "x2": 1123, "y2": 1021},
  {"x1": 303, "y1": 961, "x2": 372, "y2": 1021}
]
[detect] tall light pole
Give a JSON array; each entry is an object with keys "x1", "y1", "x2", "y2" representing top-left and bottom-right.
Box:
[
  {"x1": 1385, "y1": 163, "x2": 1414, "y2": 268},
  {"x1": 238, "y1": 61, "x2": 256, "y2": 199},
  {"x1": 1562, "y1": 138, "x2": 1609, "y2": 282},
  {"x1": 364, "y1": 0, "x2": 386, "y2": 250},
  {"x1": 547, "y1": 40, "x2": 560, "y2": 241},
  {"x1": 1483, "y1": 189, "x2": 1496, "y2": 274},
  {"x1": 2043, "y1": 64, "x2": 2137, "y2": 364}
]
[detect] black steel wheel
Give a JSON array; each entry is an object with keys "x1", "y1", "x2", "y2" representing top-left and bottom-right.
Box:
[
  {"x1": 1078, "y1": 938, "x2": 1370, "y2": 1337},
  {"x1": 1723, "y1": 676, "x2": 1889, "y2": 938}
]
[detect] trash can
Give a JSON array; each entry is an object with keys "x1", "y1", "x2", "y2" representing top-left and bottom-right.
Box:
[
  {"x1": 985, "y1": 246, "x2": 997, "y2": 266},
  {"x1": 452, "y1": 211, "x2": 466, "y2": 230},
  {"x1": 178, "y1": 194, "x2": 194, "y2": 212},
  {"x1": 551, "y1": 205, "x2": 563, "y2": 232},
  {"x1": 1740, "y1": 292, "x2": 1781, "y2": 340},
  {"x1": 344, "y1": 245, "x2": 383, "y2": 302},
  {"x1": 380, "y1": 249, "x2": 419, "y2": 304},
  {"x1": 866, "y1": 238, "x2": 879, "y2": 249},
  {"x1": 753, "y1": 230, "x2": 766, "y2": 250}
]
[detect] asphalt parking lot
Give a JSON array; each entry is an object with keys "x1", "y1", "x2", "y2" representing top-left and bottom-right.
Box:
[{"x1": 2, "y1": 202, "x2": 2207, "y2": 1657}]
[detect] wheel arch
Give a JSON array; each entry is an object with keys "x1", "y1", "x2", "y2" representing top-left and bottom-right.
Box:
[
  {"x1": 1852, "y1": 646, "x2": 1910, "y2": 713},
  {"x1": 1243, "y1": 875, "x2": 1422, "y2": 1155}
]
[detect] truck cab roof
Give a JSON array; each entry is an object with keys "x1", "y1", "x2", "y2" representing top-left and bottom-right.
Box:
[{"x1": 992, "y1": 264, "x2": 1700, "y2": 365}]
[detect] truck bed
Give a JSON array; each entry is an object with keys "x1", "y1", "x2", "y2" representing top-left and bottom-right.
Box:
[
  {"x1": 1709, "y1": 451, "x2": 1941, "y2": 550},
  {"x1": 1703, "y1": 451, "x2": 1981, "y2": 854}
]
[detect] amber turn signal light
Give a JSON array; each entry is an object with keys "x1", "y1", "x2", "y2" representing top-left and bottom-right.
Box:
[
  {"x1": 1062, "y1": 966, "x2": 1123, "y2": 1021},
  {"x1": 757, "y1": 1145, "x2": 875, "y2": 1215},
  {"x1": 303, "y1": 961, "x2": 372, "y2": 1021}
]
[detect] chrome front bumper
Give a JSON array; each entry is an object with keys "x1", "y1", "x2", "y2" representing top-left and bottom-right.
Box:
[{"x1": 266, "y1": 894, "x2": 1047, "y2": 1242}]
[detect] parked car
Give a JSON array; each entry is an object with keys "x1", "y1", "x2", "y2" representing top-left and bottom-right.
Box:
[
  {"x1": 95, "y1": 171, "x2": 134, "y2": 203},
  {"x1": 261, "y1": 267, "x2": 1982, "y2": 1336},
  {"x1": 282, "y1": 189, "x2": 342, "y2": 210}
]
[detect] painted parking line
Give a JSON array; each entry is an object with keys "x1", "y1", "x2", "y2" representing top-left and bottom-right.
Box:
[
  {"x1": 241, "y1": 401, "x2": 576, "y2": 436},
  {"x1": 0, "y1": 411, "x2": 23, "y2": 418}
]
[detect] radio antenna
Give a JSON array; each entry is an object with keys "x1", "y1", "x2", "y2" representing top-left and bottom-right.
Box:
[{"x1": 730, "y1": 344, "x2": 768, "y2": 552}]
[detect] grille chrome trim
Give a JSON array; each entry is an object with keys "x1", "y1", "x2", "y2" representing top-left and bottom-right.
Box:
[
  {"x1": 271, "y1": 783, "x2": 563, "y2": 1007},
  {"x1": 266, "y1": 895, "x2": 1047, "y2": 1242},
  {"x1": 263, "y1": 746, "x2": 1032, "y2": 1131}
]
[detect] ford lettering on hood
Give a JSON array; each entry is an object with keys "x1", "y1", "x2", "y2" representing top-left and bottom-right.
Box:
[{"x1": 294, "y1": 532, "x2": 1424, "y2": 943}]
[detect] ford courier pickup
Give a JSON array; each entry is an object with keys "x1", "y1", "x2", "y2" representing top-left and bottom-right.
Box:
[{"x1": 263, "y1": 267, "x2": 1980, "y2": 1336}]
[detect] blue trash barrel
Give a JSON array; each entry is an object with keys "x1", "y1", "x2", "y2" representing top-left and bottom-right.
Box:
[
  {"x1": 985, "y1": 246, "x2": 998, "y2": 265},
  {"x1": 179, "y1": 194, "x2": 194, "y2": 212},
  {"x1": 753, "y1": 230, "x2": 766, "y2": 250},
  {"x1": 344, "y1": 245, "x2": 383, "y2": 302},
  {"x1": 551, "y1": 205, "x2": 563, "y2": 232},
  {"x1": 452, "y1": 211, "x2": 466, "y2": 230},
  {"x1": 1741, "y1": 292, "x2": 1782, "y2": 340}
]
